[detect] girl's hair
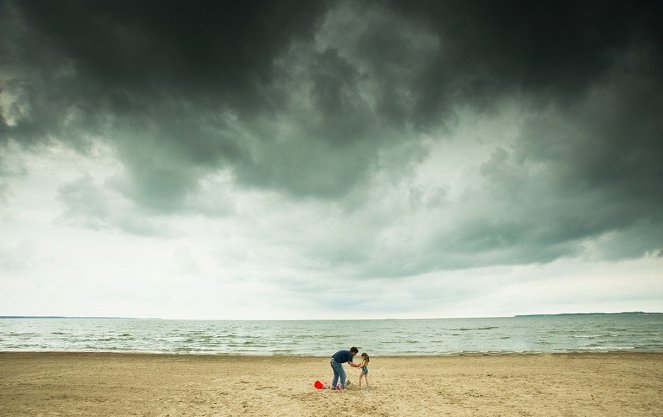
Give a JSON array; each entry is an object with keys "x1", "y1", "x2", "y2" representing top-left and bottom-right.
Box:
[{"x1": 361, "y1": 352, "x2": 370, "y2": 362}]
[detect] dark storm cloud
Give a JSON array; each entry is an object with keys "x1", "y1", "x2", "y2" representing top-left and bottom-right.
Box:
[
  {"x1": 1, "y1": 0, "x2": 329, "y2": 206},
  {"x1": 12, "y1": 0, "x2": 322, "y2": 110},
  {"x1": 392, "y1": 0, "x2": 663, "y2": 115},
  {"x1": 1, "y1": 0, "x2": 662, "y2": 267}
]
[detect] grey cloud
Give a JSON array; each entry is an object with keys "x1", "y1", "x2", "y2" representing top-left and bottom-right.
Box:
[
  {"x1": 0, "y1": 241, "x2": 37, "y2": 273},
  {"x1": 4, "y1": 0, "x2": 660, "y2": 199},
  {"x1": 56, "y1": 171, "x2": 235, "y2": 234},
  {"x1": 56, "y1": 175, "x2": 173, "y2": 236},
  {"x1": 224, "y1": 2, "x2": 442, "y2": 197},
  {"x1": 0, "y1": 145, "x2": 27, "y2": 203},
  {"x1": 393, "y1": 0, "x2": 663, "y2": 114},
  {"x1": 513, "y1": 66, "x2": 663, "y2": 251},
  {"x1": 1, "y1": 0, "x2": 327, "y2": 207},
  {"x1": 2, "y1": 0, "x2": 662, "y2": 269},
  {"x1": 289, "y1": 72, "x2": 663, "y2": 277},
  {"x1": 56, "y1": 175, "x2": 113, "y2": 230}
]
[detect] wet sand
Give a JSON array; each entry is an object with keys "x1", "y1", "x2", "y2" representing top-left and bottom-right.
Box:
[{"x1": 1, "y1": 352, "x2": 662, "y2": 416}]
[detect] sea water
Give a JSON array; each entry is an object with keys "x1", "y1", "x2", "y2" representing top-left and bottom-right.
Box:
[{"x1": 1, "y1": 314, "x2": 661, "y2": 355}]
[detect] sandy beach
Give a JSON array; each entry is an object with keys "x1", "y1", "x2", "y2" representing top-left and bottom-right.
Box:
[{"x1": 1, "y1": 352, "x2": 662, "y2": 416}]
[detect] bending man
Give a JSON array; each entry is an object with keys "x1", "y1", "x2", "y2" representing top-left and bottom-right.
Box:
[{"x1": 330, "y1": 346, "x2": 361, "y2": 390}]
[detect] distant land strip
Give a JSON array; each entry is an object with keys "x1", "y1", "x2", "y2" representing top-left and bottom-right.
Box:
[
  {"x1": 1, "y1": 312, "x2": 661, "y2": 320},
  {"x1": 0, "y1": 316, "x2": 140, "y2": 319},
  {"x1": 514, "y1": 312, "x2": 662, "y2": 317}
]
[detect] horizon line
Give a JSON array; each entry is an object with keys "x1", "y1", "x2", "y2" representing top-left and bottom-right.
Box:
[{"x1": 1, "y1": 311, "x2": 661, "y2": 321}]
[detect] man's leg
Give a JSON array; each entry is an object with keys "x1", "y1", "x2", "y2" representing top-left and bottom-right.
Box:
[
  {"x1": 330, "y1": 360, "x2": 340, "y2": 389},
  {"x1": 339, "y1": 364, "x2": 346, "y2": 388}
]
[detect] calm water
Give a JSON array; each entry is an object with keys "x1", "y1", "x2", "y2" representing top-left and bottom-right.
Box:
[{"x1": 1, "y1": 314, "x2": 661, "y2": 355}]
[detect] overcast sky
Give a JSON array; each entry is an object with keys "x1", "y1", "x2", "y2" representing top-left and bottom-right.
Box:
[{"x1": 1, "y1": 0, "x2": 662, "y2": 319}]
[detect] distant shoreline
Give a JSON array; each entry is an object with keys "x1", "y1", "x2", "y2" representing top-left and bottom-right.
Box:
[
  {"x1": 514, "y1": 311, "x2": 663, "y2": 317},
  {"x1": 1, "y1": 312, "x2": 661, "y2": 320},
  {"x1": 0, "y1": 316, "x2": 139, "y2": 320}
]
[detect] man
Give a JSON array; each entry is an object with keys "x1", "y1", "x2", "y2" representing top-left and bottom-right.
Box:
[{"x1": 330, "y1": 346, "x2": 361, "y2": 390}]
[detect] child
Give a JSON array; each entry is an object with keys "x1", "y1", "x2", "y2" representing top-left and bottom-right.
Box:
[{"x1": 358, "y1": 352, "x2": 369, "y2": 390}]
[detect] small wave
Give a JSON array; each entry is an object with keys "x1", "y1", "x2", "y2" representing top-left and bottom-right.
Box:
[
  {"x1": 577, "y1": 346, "x2": 636, "y2": 351},
  {"x1": 455, "y1": 326, "x2": 499, "y2": 331}
]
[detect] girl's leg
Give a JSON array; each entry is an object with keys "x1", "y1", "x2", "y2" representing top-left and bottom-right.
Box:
[
  {"x1": 365, "y1": 372, "x2": 369, "y2": 389},
  {"x1": 358, "y1": 372, "x2": 364, "y2": 389}
]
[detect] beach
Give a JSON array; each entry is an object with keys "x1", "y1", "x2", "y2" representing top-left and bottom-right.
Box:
[{"x1": 1, "y1": 352, "x2": 662, "y2": 416}]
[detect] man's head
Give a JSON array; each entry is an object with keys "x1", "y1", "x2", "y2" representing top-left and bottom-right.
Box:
[{"x1": 350, "y1": 346, "x2": 358, "y2": 356}]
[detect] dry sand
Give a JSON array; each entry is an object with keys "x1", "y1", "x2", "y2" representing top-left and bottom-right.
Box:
[{"x1": 1, "y1": 352, "x2": 662, "y2": 416}]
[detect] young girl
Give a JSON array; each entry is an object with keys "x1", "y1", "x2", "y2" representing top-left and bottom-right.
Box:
[{"x1": 358, "y1": 352, "x2": 369, "y2": 390}]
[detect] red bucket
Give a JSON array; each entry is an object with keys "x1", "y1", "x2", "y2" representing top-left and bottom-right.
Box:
[{"x1": 314, "y1": 380, "x2": 324, "y2": 389}]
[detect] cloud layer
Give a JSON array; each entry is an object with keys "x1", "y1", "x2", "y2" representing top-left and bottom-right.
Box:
[{"x1": 1, "y1": 0, "x2": 662, "y2": 317}]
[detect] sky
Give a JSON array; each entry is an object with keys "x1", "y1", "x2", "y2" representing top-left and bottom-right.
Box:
[{"x1": 1, "y1": 0, "x2": 662, "y2": 320}]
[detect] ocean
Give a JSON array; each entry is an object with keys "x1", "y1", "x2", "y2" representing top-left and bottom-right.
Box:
[{"x1": 1, "y1": 314, "x2": 661, "y2": 356}]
